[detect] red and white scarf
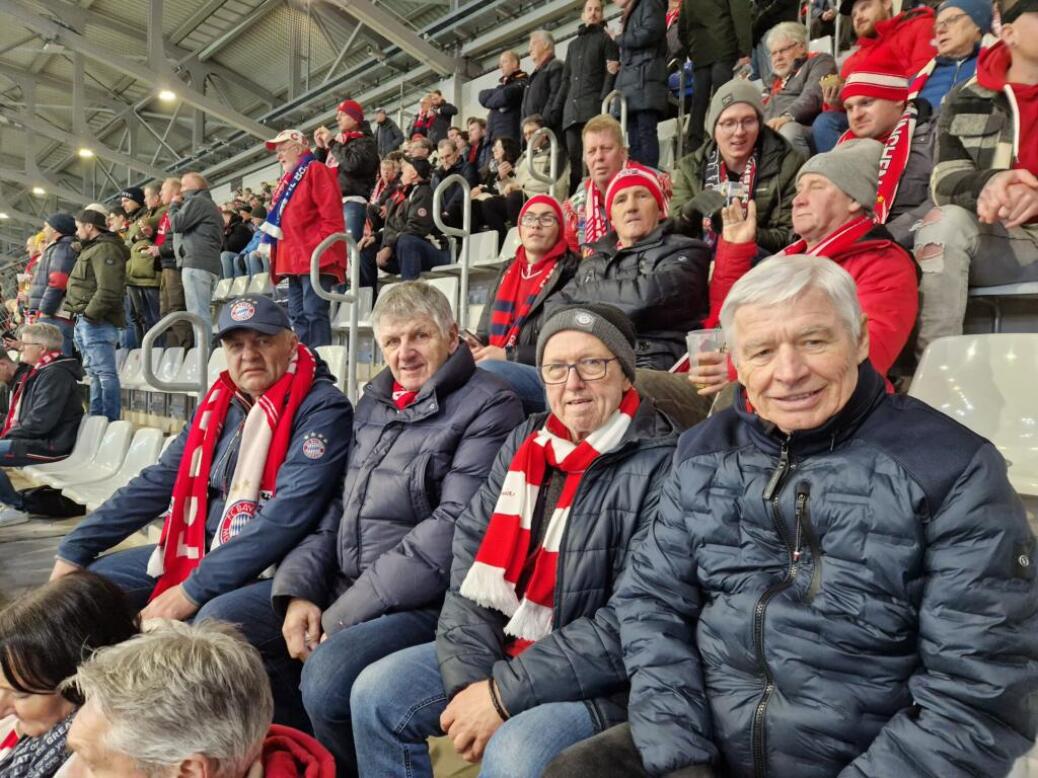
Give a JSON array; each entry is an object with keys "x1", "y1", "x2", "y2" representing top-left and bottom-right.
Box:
[
  {"x1": 1, "y1": 351, "x2": 62, "y2": 437},
  {"x1": 391, "y1": 381, "x2": 419, "y2": 410},
  {"x1": 322, "y1": 131, "x2": 366, "y2": 169},
  {"x1": 460, "y1": 389, "x2": 640, "y2": 654},
  {"x1": 583, "y1": 161, "x2": 667, "y2": 250},
  {"x1": 780, "y1": 213, "x2": 875, "y2": 257},
  {"x1": 146, "y1": 345, "x2": 317, "y2": 599}
]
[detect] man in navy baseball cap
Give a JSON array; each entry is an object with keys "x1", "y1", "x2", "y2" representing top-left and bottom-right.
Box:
[{"x1": 215, "y1": 294, "x2": 293, "y2": 340}]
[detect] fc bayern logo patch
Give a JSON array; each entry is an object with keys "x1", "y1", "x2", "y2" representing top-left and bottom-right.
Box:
[
  {"x1": 302, "y1": 432, "x2": 328, "y2": 460},
  {"x1": 230, "y1": 299, "x2": 256, "y2": 321},
  {"x1": 218, "y1": 500, "x2": 257, "y2": 544}
]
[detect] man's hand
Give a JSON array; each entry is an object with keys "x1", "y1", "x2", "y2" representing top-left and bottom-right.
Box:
[
  {"x1": 821, "y1": 7, "x2": 836, "y2": 21},
  {"x1": 766, "y1": 116, "x2": 791, "y2": 132},
  {"x1": 606, "y1": 59, "x2": 620, "y2": 75},
  {"x1": 145, "y1": 245, "x2": 161, "y2": 258},
  {"x1": 139, "y1": 584, "x2": 198, "y2": 622},
  {"x1": 376, "y1": 247, "x2": 393, "y2": 268},
  {"x1": 978, "y1": 169, "x2": 1038, "y2": 225},
  {"x1": 721, "y1": 199, "x2": 758, "y2": 245},
  {"x1": 439, "y1": 680, "x2": 506, "y2": 763},
  {"x1": 688, "y1": 351, "x2": 731, "y2": 397},
  {"x1": 49, "y1": 559, "x2": 81, "y2": 581},
  {"x1": 358, "y1": 235, "x2": 375, "y2": 250},
  {"x1": 1002, "y1": 182, "x2": 1038, "y2": 228},
  {"x1": 820, "y1": 77, "x2": 844, "y2": 108},
  {"x1": 282, "y1": 598, "x2": 323, "y2": 661},
  {"x1": 471, "y1": 344, "x2": 506, "y2": 363}
]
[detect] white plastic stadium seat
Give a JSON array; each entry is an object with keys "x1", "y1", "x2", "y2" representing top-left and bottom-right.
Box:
[
  {"x1": 469, "y1": 231, "x2": 500, "y2": 266},
  {"x1": 910, "y1": 334, "x2": 1038, "y2": 496},
  {"x1": 145, "y1": 347, "x2": 185, "y2": 390},
  {"x1": 22, "y1": 416, "x2": 108, "y2": 483},
  {"x1": 119, "y1": 349, "x2": 143, "y2": 385},
  {"x1": 207, "y1": 348, "x2": 227, "y2": 387},
  {"x1": 496, "y1": 228, "x2": 520, "y2": 265},
  {"x1": 247, "y1": 272, "x2": 274, "y2": 296},
  {"x1": 39, "y1": 420, "x2": 133, "y2": 490},
  {"x1": 229, "y1": 274, "x2": 250, "y2": 298},
  {"x1": 63, "y1": 427, "x2": 165, "y2": 511},
  {"x1": 315, "y1": 345, "x2": 348, "y2": 394},
  {"x1": 425, "y1": 276, "x2": 459, "y2": 317},
  {"x1": 212, "y1": 277, "x2": 234, "y2": 302},
  {"x1": 331, "y1": 287, "x2": 373, "y2": 332}
]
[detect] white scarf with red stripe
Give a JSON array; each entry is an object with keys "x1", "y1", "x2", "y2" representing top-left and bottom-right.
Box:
[
  {"x1": 460, "y1": 389, "x2": 639, "y2": 649},
  {"x1": 146, "y1": 345, "x2": 316, "y2": 599},
  {"x1": 1, "y1": 351, "x2": 62, "y2": 437}
]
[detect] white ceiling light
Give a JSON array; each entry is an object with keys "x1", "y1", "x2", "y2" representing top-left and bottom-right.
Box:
[{"x1": 158, "y1": 89, "x2": 177, "y2": 102}]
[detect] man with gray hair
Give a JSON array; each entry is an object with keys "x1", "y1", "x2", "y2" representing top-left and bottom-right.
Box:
[
  {"x1": 523, "y1": 30, "x2": 564, "y2": 141},
  {"x1": 63, "y1": 620, "x2": 335, "y2": 777},
  {"x1": 546, "y1": 255, "x2": 1038, "y2": 778},
  {"x1": 168, "y1": 171, "x2": 223, "y2": 336},
  {"x1": 761, "y1": 21, "x2": 837, "y2": 157},
  {"x1": 0, "y1": 322, "x2": 83, "y2": 527}
]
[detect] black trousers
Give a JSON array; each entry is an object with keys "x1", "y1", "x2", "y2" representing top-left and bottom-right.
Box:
[
  {"x1": 565, "y1": 123, "x2": 586, "y2": 197},
  {"x1": 688, "y1": 59, "x2": 736, "y2": 151}
]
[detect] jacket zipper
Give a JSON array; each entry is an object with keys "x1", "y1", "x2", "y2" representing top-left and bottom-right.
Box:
[
  {"x1": 751, "y1": 441, "x2": 799, "y2": 778},
  {"x1": 795, "y1": 483, "x2": 823, "y2": 603}
]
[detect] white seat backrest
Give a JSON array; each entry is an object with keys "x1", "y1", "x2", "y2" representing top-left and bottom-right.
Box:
[
  {"x1": 119, "y1": 349, "x2": 143, "y2": 384},
  {"x1": 911, "y1": 334, "x2": 1038, "y2": 493},
  {"x1": 135, "y1": 348, "x2": 164, "y2": 388},
  {"x1": 113, "y1": 428, "x2": 165, "y2": 479},
  {"x1": 161, "y1": 436, "x2": 177, "y2": 455},
  {"x1": 90, "y1": 420, "x2": 134, "y2": 471},
  {"x1": 207, "y1": 348, "x2": 227, "y2": 385},
  {"x1": 72, "y1": 415, "x2": 109, "y2": 461},
  {"x1": 175, "y1": 347, "x2": 201, "y2": 385},
  {"x1": 333, "y1": 286, "x2": 373, "y2": 326},
  {"x1": 115, "y1": 348, "x2": 129, "y2": 372},
  {"x1": 426, "y1": 276, "x2": 459, "y2": 316},
  {"x1": 229, "y1": 276, "x2": 250, "y2": 297},
  {"x1": 247, "y1": 272, "x2": 273, "y2": 296},
  {"x1": 315, "y1": 345, "x2": 348, "y2": 393},
  {"x1": 470, "y1": 231, "x2": 500, "y2": 266},
  {"x1": 212, "y1": 277, "x2": 233, "y2": 302},
  {"x1": 497, "y1": 228, "x2": 520, "y2": 263},
  {"x1": 155, "y1": 347, "x2": 185, "y2": 385}
]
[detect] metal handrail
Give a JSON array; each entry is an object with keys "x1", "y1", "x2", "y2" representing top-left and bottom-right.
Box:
[
  {"x1": 833, "y1": 2, "x2": 842, "y2": 59},
  {"x1": 141, "y1": 311, "x2": 210, "y2": 396},
  {"x1": 526, "y1": 126, "x2": 560, "y2": 189},
  {"x1": 602, "y1": 89, "x2": 628, "y2": 138},
  {"x1": 432, "y1": 173, "x2": 473, "y2": 332},
  {"x1": 310, "y1": 232, "x2": 362, "y2": 403}
]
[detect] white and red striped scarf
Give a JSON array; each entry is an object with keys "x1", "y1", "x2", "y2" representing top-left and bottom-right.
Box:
[
  {"x1": 1, "y1": 351, "x2": 62, "y2": 437},
  {"x1": 146, "y1": 345, "x2": 317, "y2": 600},
  {"x1": 583, "y1": 162, "x2": 669, "y2": 251},
  {"x1": 460, "y1": 389, "x2": 640, "y2": 654}
]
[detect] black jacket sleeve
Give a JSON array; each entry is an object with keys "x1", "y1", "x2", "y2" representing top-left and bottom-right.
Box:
[{"x1": 5, "y1": 369, "x2": 76, "y2": 440}]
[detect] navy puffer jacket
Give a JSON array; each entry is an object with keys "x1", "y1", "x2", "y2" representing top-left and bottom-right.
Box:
[
  {"x1": 437, "y1": 397, "x2": 679, "y2": 731},
  {"x1": 271, "y1": 345, "x2": 524, "y2": 635},
  {"x1": 617, "y1": 362, "x2": 1038, "y2": 777}
]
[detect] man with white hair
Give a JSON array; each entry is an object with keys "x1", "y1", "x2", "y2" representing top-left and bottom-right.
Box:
[
  {"x1": 545, "y1": 255, "x2": 1038, "y2": 778},
  {"x1": 761, "y1": 21, "x2": 837, "y2": 157},
  {"x1": 523, "y1": 30, "x2": 565, "y2": 140},
  {"x1": 63, "y1": 620, "x2": 335, "y2": 777}
]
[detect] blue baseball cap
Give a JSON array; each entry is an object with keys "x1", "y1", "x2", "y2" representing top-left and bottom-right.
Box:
[{"x1": 215, "y1": 295, "x2": 292, "y2": 339}]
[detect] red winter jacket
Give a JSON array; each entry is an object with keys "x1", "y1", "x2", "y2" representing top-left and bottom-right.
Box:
[
  {"x1": 257, "y1": 724, "x2": 335, "y2": 778},
  {"x1": 272, "y1": 162, "x2": 347, "y2": 284},
  {"x1": 707, "y1": 226, "x2": 918, "y2": 380}
]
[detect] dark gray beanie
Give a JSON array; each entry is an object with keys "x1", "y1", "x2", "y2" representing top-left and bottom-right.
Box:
[
  {"x1": 796, "y1": 139, "x2": 883, "y2": 213},
  {"x1": 705, "y1": 79, "x2": 765, "y2": 135},
  {"x1": 536, "y1": 304, "x2": 637, "y2": 382}
]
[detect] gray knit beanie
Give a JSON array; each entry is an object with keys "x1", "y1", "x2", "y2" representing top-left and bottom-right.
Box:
[
  {"x1": 705, "y1": 79, "x2": 765, "y2": 135},
  {"x1": 536, "y1": 304, "x2": 637, "y2": 382},
  {"x1": 796, "y1": 139, "x2": 884, "y2": 213}
]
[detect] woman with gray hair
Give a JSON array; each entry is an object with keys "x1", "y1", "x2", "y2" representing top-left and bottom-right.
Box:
[{"x1": 263, "y1": 281, "x2": 523, "y2": 776}]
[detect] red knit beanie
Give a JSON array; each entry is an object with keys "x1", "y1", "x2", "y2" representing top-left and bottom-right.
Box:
[
  {"x1": 604, "y1": 167, "x2": 666, "y2": 217},
  {"x1": 840, "y1": 49, "x2": 910, "y2": 103},
  {"x1": 519, "y1": 194, "x2": 564, "y2": 226},
  {"x1": 336, "y1": 99, "x2": 364, "y2": 123}
]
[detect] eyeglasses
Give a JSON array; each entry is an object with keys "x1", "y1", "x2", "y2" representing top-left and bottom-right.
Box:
[
  {"x1": 717, "y1": 117, "x2": 759, "y2": 133},
  {"x1": 539, "y1": 357, "x2": 617, "y2": 384},
  {"x1": 935, "y1": 12, "x2": 970, "y2": 30},
  {"x1": 768, "y1": 41, "x2": 800, "y2": 58},
  {"x1": 520, "y1": 213, "x2": 559, "y2": 227}
]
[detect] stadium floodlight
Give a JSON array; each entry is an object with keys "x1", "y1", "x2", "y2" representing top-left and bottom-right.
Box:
[
  {"x1": 158, "y1": 89, "x2": 177, "y2": 102},
  {"x1": 78, "y1": 147, "x2": 95, "y2": 158},
  {"x1": 31, "y1": 186, "x2": 45, "y2": 196}
]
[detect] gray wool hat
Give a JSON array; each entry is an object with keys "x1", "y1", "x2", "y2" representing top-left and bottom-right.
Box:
[
  {"x1": 796, "y1": 139, "x2": 884, "y2": 213},
  {"x1": 705, "y1": 79, "x2": 765, "y2": 135},
  {"x1": 536, "y1": 303, "x2": 638, "y2": 382}
]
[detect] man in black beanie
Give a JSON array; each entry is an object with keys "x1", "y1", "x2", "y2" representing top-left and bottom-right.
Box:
[{"x1": 28, "y1": 213, "x2": 78, "y2": 354}]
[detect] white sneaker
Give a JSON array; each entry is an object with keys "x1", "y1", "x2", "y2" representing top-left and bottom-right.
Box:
[{"x1": 0, "y1": 506, "x2": 30, "y2": 527}]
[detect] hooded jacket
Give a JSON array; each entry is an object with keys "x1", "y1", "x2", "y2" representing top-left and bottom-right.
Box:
[
  {"x1": 271, "y1": 160, "x2": 347, "y2": 284},
  {"x1": 671, "y1": 125, "x2": 803, "y2": 253},
  {"x1": 2, "y1": 355, "x2": 84, "y2": 460},
  {"x1": 549, "y1": 222, "x2": 711, "y2": 370},
  {"x1": 56, "y1": 355, "x2": 352, "y2": 608},
  {"x1": 169, "y1": 188, "x2": 224, "y2": 276},
  {"x1": 552, "y1": 23, "x2": 619, "y2": 131},
  {"x1": 617, "y1": 361, "x2": 1038, "y2": 777},
  {"x1": 314, "y1": 125, "x2": 380, "y2": 201},
  {"x1": 614, "y1": 0, "x2": 670, "y2": 115},
  {"x1": 478, "y1": 70, "x2": 530, "y2": 143},
  {"x1": 28, "y1": 235, "x2": 77, "y2": 317},
  {"x1": 838, "y1": 6, "x2": 936, "y2": 83},
  {"x1": 271, "y1": 346, "x2": 523, "y2": 635},
  {"x1": 63, "y1": 230, "x2": 128, "y2": 327},
  {"x1": 437, "y1": 398, "x2": 678, "y2": 731}
]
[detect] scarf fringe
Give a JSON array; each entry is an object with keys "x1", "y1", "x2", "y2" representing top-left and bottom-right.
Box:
[
  {"x1": 459, "y1": 561, "x2": 521, "y2": 616},
  {"x1": 505, "y1": 599, "x2": 554, "y2": 641}
]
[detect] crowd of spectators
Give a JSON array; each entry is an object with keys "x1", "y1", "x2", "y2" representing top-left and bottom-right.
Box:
[{"x1": 4, "y1": 0, "x2": 1038, "y2": 774}]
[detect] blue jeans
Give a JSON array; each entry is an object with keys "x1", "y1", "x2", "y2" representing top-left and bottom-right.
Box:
[
  {"x1": 478, "y1": 360, "x2": 545, "y2": 416},
  {"x1": 181, "y1": 267, "x2": 217, "y2": 336},
  {"x1": 127, "y1": 286, "x2": 161, "y2": 345},
  {"x1": 121, "y1": 294, "x2": 139, "y2": 350},
  {"x1": 74, "y1": 317, "x2": 120, "y2": 420},
  {"x1": 343, "y1": 201, "x2": 366, "y2": 243},
  {"x1": 220, "y1": 251, "x2": 239, "y2": 279},
  {"x1": 244, "y1": 251, "x2": 267, "y2": 276},
  {"x1": 0, "y1": 440, "x2": 33, "y2": 508},
  {"x1": 812, "y1": 110, "x2": 850, "y2": 153},
  {"x1": 302, "y1": 610, "x2": 439, "y2": 778},
  {"x1": 41, "y1": 316, "x2": 75, "y2": 356},
  {"x1": 627, "y1": 109, "x2": 661, "y2": 169},
  {"x1": 286, "y1": 274, "x2": 335, "y2": 347},
  {"x1": 352, "y1": 642, "x2": 598, "y2": 778},
  {"x1": 391, "y1": 234, "x2": 451, "y2": 279}
]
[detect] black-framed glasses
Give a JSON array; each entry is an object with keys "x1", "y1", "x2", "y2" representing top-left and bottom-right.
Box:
[
  {"x1": 539, "y1": 357, "x2": 618, "y2": 384},
  {"x1": 520, "y1": 213, "x2": 559, "y2": 227}
]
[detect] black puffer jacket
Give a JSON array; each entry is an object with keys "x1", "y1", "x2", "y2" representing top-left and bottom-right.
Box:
[
  {"x1": 554, "y1": 24, "x2": 619, "y2": 130},
  {"x1": 617, "y1": 362, "x2": 1038, "y2": 777},
  {"x1": 550, "y1": 223, "x2": 710, "y2": 369},
  {"x1": 3, "y1": 355, "x2": 84, "y2": 460},
  {"x1": 615, "y1": 0, "x2": 669, "y2": 114},
  {"x1": 475, "y1": 248, "x2": 580, "y2": 365},
  {"x1": 437, "y1": 398, "x2": 678, "y2": 730},
  {"x1": 383, "y1": 182, "x2": 441, "y2": 250},
  {"x1": 522, "y1": 57, "x2": 565, "y2": 129},
  {"x1": 28, "y1": 235, "x2": 77, "y2": 316},
  {"x1": 271, "y1": 346, "x2": 523, "y2": 635},
  {"x1": 316, "y1": 126, "x2": 380, "y2": 201}
]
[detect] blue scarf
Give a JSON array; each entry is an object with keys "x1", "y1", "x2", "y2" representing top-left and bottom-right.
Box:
[{"x1": 260, "y1": 152, "x2": 316, "y2": 249}]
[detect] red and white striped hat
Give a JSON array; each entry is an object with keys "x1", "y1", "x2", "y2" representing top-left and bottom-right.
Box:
[{"x1": 840, "y1": 49, "x2": 910, "y2": 103}]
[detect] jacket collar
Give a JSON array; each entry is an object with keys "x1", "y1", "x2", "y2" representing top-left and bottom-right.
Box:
[
  {"x1": 367, "y1": 344, "x2": 477, "y2": 418},
  {"x1": 734, "y1": 360, "x2": 887, "y2": 457}
]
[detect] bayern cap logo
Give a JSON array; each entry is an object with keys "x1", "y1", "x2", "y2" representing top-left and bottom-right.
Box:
[
  {"x1": 575, "y1": 311, "x2": 594, "y2": 327},
  {"x1": 230, "y1": 300, "x2": 256, "y2": 322}
]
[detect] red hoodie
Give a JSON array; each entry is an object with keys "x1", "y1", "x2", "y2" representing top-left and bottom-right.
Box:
[
  {"x1": 976, "y1": 41, "x2": 1038, "y2": 175},
  {"x1": 256, "y1": 725, "x2": 335, "y2": 778}
]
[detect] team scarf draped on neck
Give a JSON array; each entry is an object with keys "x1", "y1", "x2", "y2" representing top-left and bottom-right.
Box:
[
  {"x1": 701, "y1": 146, "x2": 759, "y2": 249},
  {"x1": 322, "y1": 132, "x2": 366, "y2": 169},
  {"x1": 583, "y1": 161, "x2": 665, "y2": 249},
  {"x1": 460, "y1": 389, "x2": 640, "y2": 653},
  {"x1": 488, "y1": 240, "x2": 567, "y2": 348},
  {"x1": 411, "y1": 111, "x2": 436, "y2": 136},
  {"x1": 391, "y1": 381, "x2": 419, "y2": 410},
  {"x1": 146, "y1": 345, "x2": 317, "y2": 600},
  {"x1": 260, "y1": 152, "x2": 317, "y2": 255},
  {"x1": 1, "y1": 351, "x2": 62, "y2": 437},
  {"x1": 780, "y1": 213, "x2": 875, "y2": 256}
]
